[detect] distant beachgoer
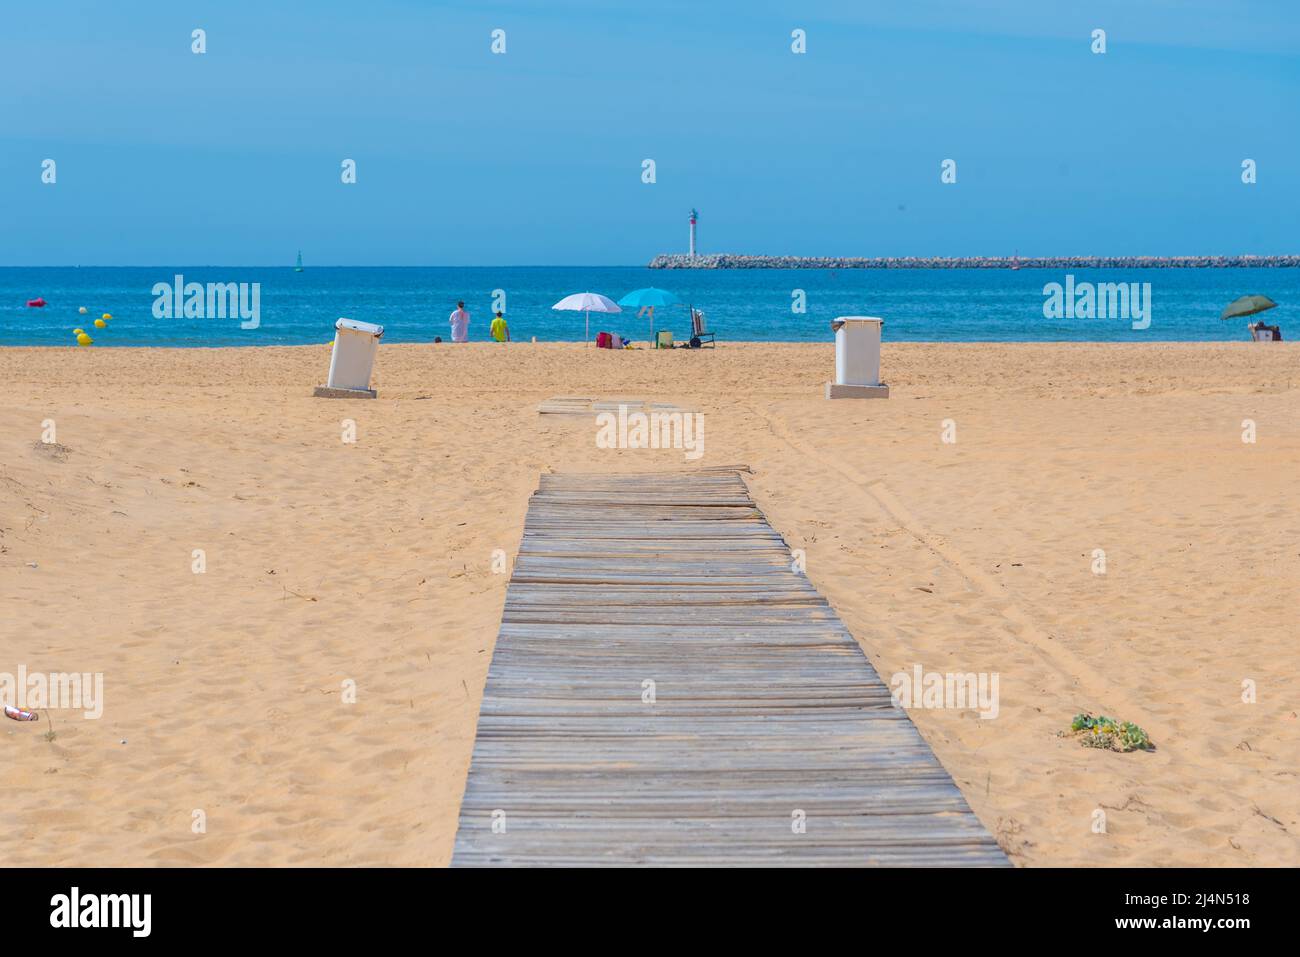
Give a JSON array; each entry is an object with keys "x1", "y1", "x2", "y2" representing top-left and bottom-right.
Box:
[
  {"x1": 449, "y1": 301, "x2": 470, "y2": 342},
  {"x1": 490, "y1": 311, "x2": 510, "y2": 342},
  {"x1": 1253, "y1": 320, "x2": 1282, "y2": 341},
  {"x1": 434, "y1": 335, "x2": 442, "y2": 343}
]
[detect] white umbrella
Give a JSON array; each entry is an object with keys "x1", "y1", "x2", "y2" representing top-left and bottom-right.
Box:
[{"x1": 552, "y1": 292, "x2": 621, "y2": 345}]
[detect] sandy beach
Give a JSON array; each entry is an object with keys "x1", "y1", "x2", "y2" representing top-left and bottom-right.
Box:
[{"x1": 2, "y1": 340, "x2": 1297, "y2": 867}]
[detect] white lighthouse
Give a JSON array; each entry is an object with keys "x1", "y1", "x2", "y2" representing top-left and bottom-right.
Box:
[{"x1": 688, "y1": 208, "x2": 698, "y2": 258}]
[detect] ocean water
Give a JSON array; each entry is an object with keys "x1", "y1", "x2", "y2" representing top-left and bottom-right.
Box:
[{"x1": 1, "y1": 266, "x2": 1295, "y2": 347}]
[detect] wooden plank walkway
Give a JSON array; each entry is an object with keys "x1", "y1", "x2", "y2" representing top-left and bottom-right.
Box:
[
  {"x1": 451, "y1": 468, "x2": 1009, "y2": 866},
  {"x1": 537, "y1": 396, "x2": 689, "y2": 416}
]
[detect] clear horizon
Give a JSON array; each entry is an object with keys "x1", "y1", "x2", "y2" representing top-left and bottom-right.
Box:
[
  {"x1": 2, "y1": 1, "x2": 1296, "y2": 266},
  {"x1": 3, "y1": 253, "x2": 1299, "y2": 269}
]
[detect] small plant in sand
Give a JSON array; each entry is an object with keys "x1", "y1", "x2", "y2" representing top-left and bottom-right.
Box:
[
  {"x1": 32, "y1": 440, "x2": 71, "y2": 461},
  {"x1": 1066, "y1": 713, "x2": 1153, "y2": 752}
]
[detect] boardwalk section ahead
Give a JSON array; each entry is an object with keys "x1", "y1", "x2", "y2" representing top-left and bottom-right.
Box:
[{"x1": 452, "y1": 469, "x2": 1008, "y2": 866}]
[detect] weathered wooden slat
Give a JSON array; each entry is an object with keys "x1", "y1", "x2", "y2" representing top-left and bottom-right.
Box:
[
  {"x1": 537, "y1": 397, "x2": 693, "y2": 416},
  {"x1": 502, "y1": 609, "x2": 846, "y2": 625},
  {"x1": 451, "y1": 469, "x2": 1008, "y2": 867}
]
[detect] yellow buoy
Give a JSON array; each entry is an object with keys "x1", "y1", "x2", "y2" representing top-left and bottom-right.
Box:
[
  {"x1": 101, "y1": 313, "x2": 112, "y2": 320},
  {"x1": 73, "y1": 328, "x2": 84, "y2": 335},
  {"x1": 78, "y1": 307, "x2": 88, "y2": 314},
  {"x1": 94, "y1": 318, "x2": 106, "y2": 328},
  {"x1": 76, "y1": 333, "x2": 93, "y2": 346}
]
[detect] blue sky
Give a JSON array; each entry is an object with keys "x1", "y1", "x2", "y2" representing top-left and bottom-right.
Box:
[{"x1": 1, "y1": 0, "x2": 1296, "y2": 265}]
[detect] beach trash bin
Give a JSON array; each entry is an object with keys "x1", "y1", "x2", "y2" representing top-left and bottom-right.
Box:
[
  {"x1": 314, "y1": 318, "x2": 383, "y2": 398},
  {"x1": 825, "y1": 316, "x2": 889, "y2": 399}
]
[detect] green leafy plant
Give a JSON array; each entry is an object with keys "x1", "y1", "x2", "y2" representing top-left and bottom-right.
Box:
[{"x1": 1067, "y1": 712, "x2": 1152, "y2": 752}]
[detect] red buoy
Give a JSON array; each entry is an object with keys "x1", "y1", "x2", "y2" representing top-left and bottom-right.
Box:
[{"x1": 26, "y1": 297, "x2": 47, "y2": 308}]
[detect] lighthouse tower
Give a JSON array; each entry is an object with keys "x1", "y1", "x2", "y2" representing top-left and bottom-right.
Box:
[{"x1": 688, "y1": 208, "x2": 698, "y2": 258}]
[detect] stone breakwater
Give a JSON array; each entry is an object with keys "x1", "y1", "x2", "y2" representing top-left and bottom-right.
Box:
[{"x1": 649, "y1": 254, "x2": 1300, "y2": 269}]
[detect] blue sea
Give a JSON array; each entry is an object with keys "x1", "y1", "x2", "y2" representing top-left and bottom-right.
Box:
[{"x1": 1, "y1": 267, "x2": 1294, "y2": 347}]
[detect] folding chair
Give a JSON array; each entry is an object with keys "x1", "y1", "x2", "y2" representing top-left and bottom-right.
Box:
[{"x1": 690, "y1": 309, "x2": 716, "y2": 348}]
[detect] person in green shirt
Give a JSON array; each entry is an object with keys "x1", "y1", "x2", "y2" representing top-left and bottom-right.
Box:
[{"x1": 490, "y1": 311, "x2": 510, "y2": 342}]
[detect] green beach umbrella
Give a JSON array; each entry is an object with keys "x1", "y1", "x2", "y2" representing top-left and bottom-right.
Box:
[{"x1": 1219, "y1": 294, "x2": 1277, "y2": 321}]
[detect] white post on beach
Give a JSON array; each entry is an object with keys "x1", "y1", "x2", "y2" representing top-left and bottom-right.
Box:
[
  {"x1": 314, "y1": 318, "x2": 383, "y2": 398},
  {"x1": 825, "y1": 316, "x2": 889, "y2": 399}
]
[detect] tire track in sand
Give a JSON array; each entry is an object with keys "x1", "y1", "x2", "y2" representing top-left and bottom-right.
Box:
[{"x1": 757, "y1": 404, "x2": 1159, "y2": 733}]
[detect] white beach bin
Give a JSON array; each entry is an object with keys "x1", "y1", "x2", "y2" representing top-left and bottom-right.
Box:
[
  {"x1": 314, "y1": 318, "x2": 383, "y2": 398},
  {"x1": 826, "y1": 316, "x2": 889, "y2": 399}
]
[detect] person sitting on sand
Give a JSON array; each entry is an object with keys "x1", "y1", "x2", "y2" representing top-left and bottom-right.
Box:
[
  {"x1": 449, "y1": 301, "x2": 470, "y2": 343},
  {"x1": 1253, "y1": 320, "x2": 1283, "y2": 341},
  {"x1": 490, "y1": 311, "x2": 510, "y2": 343}
]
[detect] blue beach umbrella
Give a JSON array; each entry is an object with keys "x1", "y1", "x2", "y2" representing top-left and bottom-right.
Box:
[{"x1": 617, "y1": 287, "x2": 682, "y2": 341}]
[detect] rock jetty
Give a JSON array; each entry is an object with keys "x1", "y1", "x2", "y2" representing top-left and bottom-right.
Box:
[{"x1": 648, "y1": 254, "x2": 1300, "y2": 269}]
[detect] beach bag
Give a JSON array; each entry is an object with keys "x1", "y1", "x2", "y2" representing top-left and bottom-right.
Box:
[{"x1": 596, "y1": 331, "x2": 613, "y2": 349}]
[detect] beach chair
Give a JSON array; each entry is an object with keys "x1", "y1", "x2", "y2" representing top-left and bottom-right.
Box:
[
  {"x1": 690, "y1": 309, "x2": 716, "y2": 348},
  {"x1": 1250, "y1": 322, "x2": 1280, "y2": 341}
]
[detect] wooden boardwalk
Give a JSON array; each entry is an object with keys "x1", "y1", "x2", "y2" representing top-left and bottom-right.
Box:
[{"x1": 452, "y1": 469, "x2": 1009, "y2": 866}]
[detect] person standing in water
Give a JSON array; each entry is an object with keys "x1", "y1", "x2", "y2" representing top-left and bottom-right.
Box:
[
  {"x1": 449, "y1": 301, "x2": 470, "y2": 342},
  {"x1": 490, "y1": 311, "x2": 510, "y2": 342}
]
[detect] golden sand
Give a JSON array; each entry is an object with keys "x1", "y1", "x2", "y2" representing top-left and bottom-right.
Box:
[{"x1": 2, "y1": 341, "x2": 1297, "y2": 866}]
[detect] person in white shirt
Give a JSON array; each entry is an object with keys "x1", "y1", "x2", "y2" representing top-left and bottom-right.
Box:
[{"x1": 449, "y1": 301, "x2": 470, "y2": 342}]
